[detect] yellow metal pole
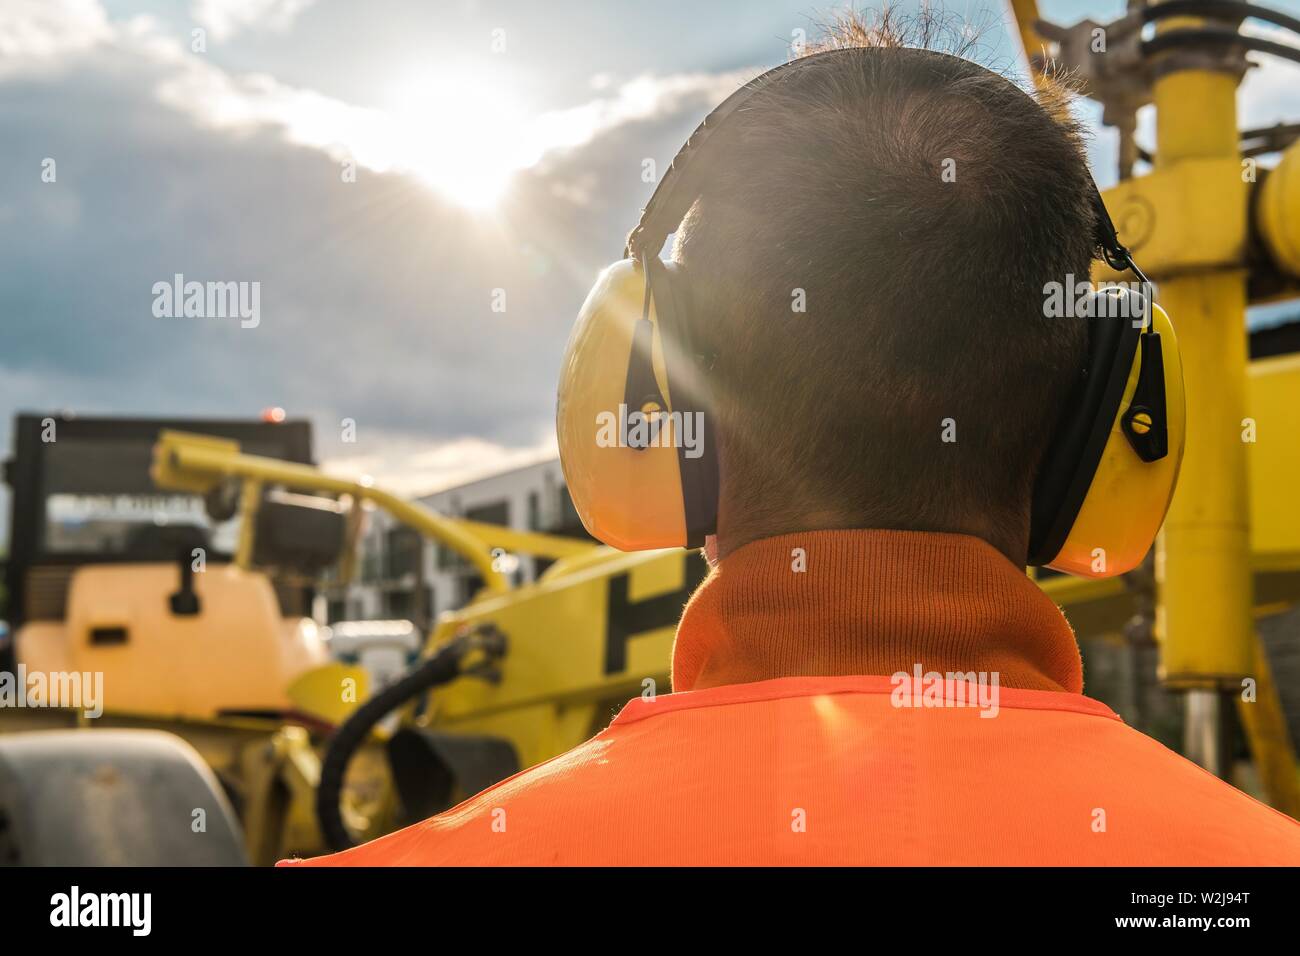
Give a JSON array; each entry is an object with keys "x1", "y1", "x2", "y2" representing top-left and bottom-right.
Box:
[
  {"x1": 1151, "y1": 66, "x2": 1255, "y2": 689},
  {"x1": 1006, "y1": 0, "x2": 1050, "y2": 81},
  {"x1": 1145, "y1": 19, "x2": 1256, "y2": 778},
  {"x1": 1237, "y1": 620, "x2": 1300, "y2": 818}
]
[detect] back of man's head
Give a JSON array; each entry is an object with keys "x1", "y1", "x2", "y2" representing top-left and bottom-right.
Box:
[{"x1": 674, "y1": 13, "x2": 1098, "y2": 562}]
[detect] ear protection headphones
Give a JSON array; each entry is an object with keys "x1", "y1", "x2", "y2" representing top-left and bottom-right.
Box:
[{"x1": 557, "y1": 47, "x2": 1185, "y2": 578}]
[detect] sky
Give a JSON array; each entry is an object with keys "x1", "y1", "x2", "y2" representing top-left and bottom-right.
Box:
[{"x1": 2, "y1": 0, "x2": 1300, "y2": 515}]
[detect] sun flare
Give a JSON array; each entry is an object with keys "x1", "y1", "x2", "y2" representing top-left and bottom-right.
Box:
[{"x1": 385, "y1": 71, "x2": 530, "y2": 211}]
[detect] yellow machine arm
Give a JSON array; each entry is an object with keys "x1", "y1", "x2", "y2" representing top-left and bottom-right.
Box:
[
  {"x1": 1007, "y1": 0, "x2": 1051, "y2": 82},
  {"x1": 151, "y1": 429, "x2": 596, "y2": 596}
]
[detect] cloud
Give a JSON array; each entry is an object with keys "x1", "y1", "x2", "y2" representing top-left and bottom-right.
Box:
[
  {"x1": 19, "y1": 0, "x2": 1291, "y2": 512},
  {"x1": 191, "y1": 0, "x2": 317, "y2": 42},
  {"x1": 321, "y1": 433, "x2": 559, "y2": 498},
  {"x1": 0, "y1": 0, "x2": 731, "y2": 509},
  {"x1": 0, "y1": 0, "x2": 112, "y2": 78},
  {"x1": 150, "y1": 49, "x2": 751, "y2": 208},
  {"x1": 2, "y1": 2, "x2": 753, "y2": 211},
  {"x1": 525, "y1": 70, "x2": 753, "y2": 162}
]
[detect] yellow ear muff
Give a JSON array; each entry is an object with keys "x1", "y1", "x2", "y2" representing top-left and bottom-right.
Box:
[
  {"x1": 1047, "y1": 302, "x2": 1185, "y2": 577},
  {"x1": 556, "y1": 260, "x2": 691, "y2": 550}
]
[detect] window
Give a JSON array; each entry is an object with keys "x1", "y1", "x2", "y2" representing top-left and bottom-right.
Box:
[
  {"x1": 385, "y1": 526, "x2": 423, "y2": 579},
  {"x1": 466, "y1": 500, "x2": 510, "y2": 525},
  {"x1": 440, "y1": 500, "x2": 510, "y2": 571},
  {"x1": 384, "y1": 589, "x2": 415, "y2": 620}
]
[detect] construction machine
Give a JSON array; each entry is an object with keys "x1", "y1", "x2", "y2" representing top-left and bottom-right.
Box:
[
  {"x1": 0, "y1": 414, "x2": 689, "y2": 863},
  {"x1": 0, "y1": 413, "x2": 360, "y2": 864}
]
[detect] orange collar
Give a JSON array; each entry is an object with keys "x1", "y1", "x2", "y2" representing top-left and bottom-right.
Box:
[{"x1": 671, "y1": 529, "x2": 1082, "y2": 694}]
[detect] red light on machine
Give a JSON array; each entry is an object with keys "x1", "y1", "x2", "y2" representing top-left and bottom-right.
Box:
[{"x1": 262, "y1": 406, "x2": 286, "y2": 423}]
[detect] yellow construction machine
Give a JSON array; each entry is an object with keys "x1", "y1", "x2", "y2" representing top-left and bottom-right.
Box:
[
  {"x1": 0, "y1": 414, "x2": 364, "y2": 864},
  {"x1": 0, "y1": 414, "x2": 696, "y2": 863}
]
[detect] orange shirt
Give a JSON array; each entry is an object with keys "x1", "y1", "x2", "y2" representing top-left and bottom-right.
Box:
[{"x1": 285, "y1": 530, "x2": 1300, "y2": 866}]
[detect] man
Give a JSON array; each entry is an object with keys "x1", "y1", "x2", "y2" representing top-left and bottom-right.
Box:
[{"x1": 287, "y1": 16, "x2": 1300, "y2": 865}]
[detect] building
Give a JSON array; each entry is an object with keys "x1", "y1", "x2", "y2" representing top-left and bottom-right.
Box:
[{"x1": 322, "y1": 458, "x2": 589, "y2": 628}]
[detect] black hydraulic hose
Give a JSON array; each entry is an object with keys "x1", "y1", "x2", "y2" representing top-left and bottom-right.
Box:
[
  {"x1": 1140, "y1": 0, "x2": 1300, "y2": 38},
  {"x1": 1241, "y1": 122, "x2": 1300, "y2": 157},
  {"x1": 315, "y1": 632, "x2": 483, "y2": 852},
  {"x1": 1143, "y1": 25, "x2": 1300, "y2": 66}
]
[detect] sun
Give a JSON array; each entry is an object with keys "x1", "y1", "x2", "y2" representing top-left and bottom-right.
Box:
[{"x1": 385, "y1": 71, "x2": 530, "y2": 211}]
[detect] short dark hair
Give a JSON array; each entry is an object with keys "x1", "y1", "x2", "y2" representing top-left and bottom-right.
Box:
[{"x1": 673, "y1": 11, "x2": 1097, "y2": 549}]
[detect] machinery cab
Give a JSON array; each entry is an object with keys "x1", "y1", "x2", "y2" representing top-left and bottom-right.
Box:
[{"x1": 1, "y1": 413, "x2": 335, "y2": 719}]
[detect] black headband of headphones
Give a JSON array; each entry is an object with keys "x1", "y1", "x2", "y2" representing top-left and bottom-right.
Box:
[{"x1": 624, "y1": 46, "x2": 1149, "y2": 288}]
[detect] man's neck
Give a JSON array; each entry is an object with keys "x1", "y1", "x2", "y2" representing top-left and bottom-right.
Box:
[
  {"x1": 675, "y1": 528, "x2": 1081, "y2": 694},
  {"x1": 715, "y1": 512, "x2": 1030, "y2": 567}
]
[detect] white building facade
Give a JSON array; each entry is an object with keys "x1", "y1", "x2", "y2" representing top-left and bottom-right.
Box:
[{"x1": 322, "y1": 458, "x2": 588, "y2": 628}]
